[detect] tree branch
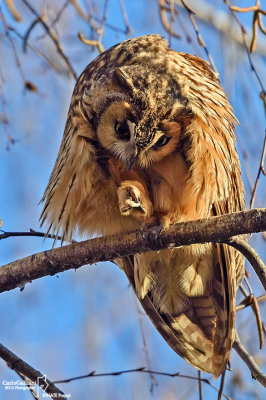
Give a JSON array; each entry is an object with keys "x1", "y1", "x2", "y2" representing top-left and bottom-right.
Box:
[
  {"x1": 21, "y1": 0, "x2": 78, "y2": 80},
  {"x1": 176, "y1": 0, "x2": 266, "y2": 56},
  {"x1": 0, "y1": 228, "x2": 76, "y2": 243},
  {"x1": 16, "y1": 371, "x2": 41, "y2": 400},
  {"x1": 233, "y1": 332, "x2": 266, "y2": 388},
  {"x1": 0, "y1": 343, "x2": 65, "y2": 398},
  {"x1": 236, "y1": 293, "x2": 266, "y2": 311},
  {"x1": 52, "y1": 367, "x2": 231, "y2": 399},
  {"x1": 250, "y1": 133, "x2": 266, "y2": 208},
  {"x1": 0, "y1": 209, "x2": 265, "y2": 294},
  {"x1": 225, "y1": 235, "x2": 266, "y2": 290}
]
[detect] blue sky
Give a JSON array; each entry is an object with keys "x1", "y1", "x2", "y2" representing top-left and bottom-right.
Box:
[{"x1": 0, "y1": 1, "x2": 265, "y2": 399}]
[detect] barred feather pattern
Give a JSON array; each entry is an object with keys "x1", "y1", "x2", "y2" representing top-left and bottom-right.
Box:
[{"x1": 40, "y1": 35, "x2": 245, "y2": 378}]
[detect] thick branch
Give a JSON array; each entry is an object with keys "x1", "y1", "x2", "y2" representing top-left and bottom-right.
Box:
[
  {"x1": 0, "y1": 209, "x2": 265, "y2": 294},
  {"x1": 0, "y1": 343, "x2": 65, "y2": 398}
]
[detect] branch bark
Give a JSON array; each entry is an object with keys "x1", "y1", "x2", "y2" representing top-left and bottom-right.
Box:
[
  {"x1": 0, "y1": 343, "x2": 65, "y2": 398},
  {"x1": 0, "y1": 209, "x2": 265, "y2": 294},
  {"x1": 225, "y1": 236, "x2": 266, "y2": 290}
]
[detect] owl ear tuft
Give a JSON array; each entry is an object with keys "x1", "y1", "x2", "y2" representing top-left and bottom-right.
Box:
[{"x1": 112, "y1": 67, "x2": 134, "y2": 94}]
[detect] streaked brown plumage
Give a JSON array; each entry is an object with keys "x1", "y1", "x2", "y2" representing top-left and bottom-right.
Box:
[{"x1": 40, "y1": 34, "x2": 245, "y2": 378}]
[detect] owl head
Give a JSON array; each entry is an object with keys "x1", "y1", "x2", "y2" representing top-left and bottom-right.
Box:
[{"x1": 94, "y1": 67, "x2": 185, "y2": 170}]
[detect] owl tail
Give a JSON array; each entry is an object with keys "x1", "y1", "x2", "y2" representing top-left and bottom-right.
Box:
[{"x1": 120, "y1": 246, "x2": 236, "y2": 379}]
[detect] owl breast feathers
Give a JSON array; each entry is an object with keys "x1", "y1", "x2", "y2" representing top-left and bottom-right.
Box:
[{"x1": 40, "y1": 34, "x2": 245, "y2": 378}]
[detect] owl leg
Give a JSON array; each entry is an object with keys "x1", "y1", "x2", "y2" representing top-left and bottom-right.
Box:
[{"x1": 117, "y1": 181, "x2": 153, "y2": 221}]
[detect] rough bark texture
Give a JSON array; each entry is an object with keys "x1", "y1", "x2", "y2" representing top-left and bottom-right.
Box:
[
  {"x1": 0, "y1": 343, "x2": 66, "y2": 398},
  {"x1": 0, "y1": 208, "x2": 265, "y2": 294}
]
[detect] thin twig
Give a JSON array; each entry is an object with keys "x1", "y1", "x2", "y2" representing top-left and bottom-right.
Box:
[
  {"x1": 224, "y1": 235, "x2": 266, "y2": 290},
  {"x1": 0, "y1": 65, "x2": 14, "y2": 149},
  {"x1": 23, "y1": 17, "x2": 41, "y2": 52},
  {"x1": 159, "y1": 0, "x2": 181, "y2": 39},
  {"x1": 78, "y1": 32, "x2": 104, "y2": 53},
  {"x1": 52, "y1": 367, "x2": 231, "y2": 399},
  {"x1": 218, "y1": 370, "x2": 226, "y2": 400},
  {"x1": 5, "y1": 0, "x2": 22, "y2": 22},
  {"x1": 71, "y1": 0, "x2": 99, "y2": 31},
  {"x1": 180, "y1": 0, "x2": 217, "y2": 73},
  {"x1": 233, "y1": 332, "x2": 266, "y2": 387},
  {"x1": 16, "y1": 371, "x2": 41, "y2": 400},
  {"x1": 238, "y1": 283, "x2": 264, "y2": 349},
  {"x1": 250, "y1": 133, "x2": 266, "y2": 208},
  {"x1": 0, "y1": 228, "x2": 76, "y2": 243},
  {"x1": 0, "y1": 343, "x2": 66, "y2": 398},
  {"x1": 50, "y1": 0, "x2": 71, "y2": 30},
  {"x1": 7, "y1": 24, "x2": 62, "y2": 74},
  {"x1": 224, "y1": 0, "x2": 266, "y2": 104},
  {"x1": 197, "y1": 370, "x2": 202, "y2": 400},
  {"x1": 230, "y1": 5, "x2": 261, "y2": 13},
  {"x1": 100, "y1": 0, "x2": 109, "y2": 30},
  {"x1": 258, "y1": 11, "x2": 266, "y2": 35},
  {"x1": 250, "y1": 10, "x2": 259, "y2": 53},
  {"x1": 133, "y1": 294, "x2": 158, "y2": 394},
  {"x1": 71, "y1": 0, "x2": 127, "y2": 34},
  {"x1": 72, "y1": 0, "x2": 126, "y2": 34},
  {"x1": 236, "y1": 293, "x2": 266, "y2": 311},
  {"x1": 229, "y1": 0, "x2": 266, "y2": 52},
  {"x1": 1, "y1": 8, "x2": 38, "y2": 93},
  {"x1": 118, "y1": 0, "x2": 132, "y2": 35},
  {"x1": 21, "y1": 0, "x2": 77, "y2": 80},
  {"x1": 252, "y1": 295, "x2": 265, "y2": 349},
  {"x1": 0, "y1": 8, "x2": 25, "y2": 82},
  {"x1": 175, "y1": 0, "x2": 266, "y2": 56}
]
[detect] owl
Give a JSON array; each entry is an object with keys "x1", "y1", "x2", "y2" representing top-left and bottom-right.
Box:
[{"x1": 40, "y1": 34, "x2": 245, "y2": 378}]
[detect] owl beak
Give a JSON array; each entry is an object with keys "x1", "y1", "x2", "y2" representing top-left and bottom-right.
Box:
[{"x1": 126, "y1": 153, "x2": 138, "y2": 170}]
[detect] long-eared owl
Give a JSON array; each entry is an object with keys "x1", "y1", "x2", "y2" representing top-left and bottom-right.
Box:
[{"x1": 40, "y1": 34, "x2": 245, "y2": 378}]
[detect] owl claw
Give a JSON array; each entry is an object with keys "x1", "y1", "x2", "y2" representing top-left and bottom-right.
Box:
[
  {"x1": 117, "y1": 184, "x2": 152, "y2": 220},
  {"x1": 139, "y1": 222, "x2": 165, "y2": 247}
]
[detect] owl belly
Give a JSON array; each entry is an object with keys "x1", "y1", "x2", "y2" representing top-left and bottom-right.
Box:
[
  {"x1": 76, "y1": 163, "x2": 141, "y2": 237},
  {"x1": 149, "y1": 151, "x2": 210, "y2": 222},
  {"x1": 135, "y1": 152, "x2": 214, "y2": 314}
]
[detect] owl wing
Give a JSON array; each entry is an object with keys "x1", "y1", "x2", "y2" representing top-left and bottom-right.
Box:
[
  {"x1": 210, "y1": 168, "x2": 245, "y2": 373},
  {"x1": 120, "y1": 254, "x2": 218, "y2": 375},
  {"x1": 120, "y1": 227, "x2": 243, "y2": 378},
  {"x1": 119, "y1": 250, "x2": 224, "y2": 378}
]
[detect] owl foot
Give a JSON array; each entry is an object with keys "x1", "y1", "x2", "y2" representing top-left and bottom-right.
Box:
[
  {"x1": 139, "y1": 218, "x2": 170, "y2": 249},
  {"x1": 140, "y1": 215, "x2": 170, "y2": 242},
  {"x1": 140, "y1": 224, "x2": 162, "y2": 244},
  {"x1": 117, "y1": 183, "x2": 153, "y2": 221}
]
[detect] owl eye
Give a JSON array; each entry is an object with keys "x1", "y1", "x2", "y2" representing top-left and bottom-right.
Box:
[
  {"x1": 154, "y1": 135, "x2": 171, "y2": 147},
  {"x1": 114, "y1": 121, "x2": 130, "y2": 141}
]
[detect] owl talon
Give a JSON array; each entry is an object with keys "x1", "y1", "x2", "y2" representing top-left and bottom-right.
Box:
[
  {"x1": 117, "y1": 184, "x2": 153, "y2": 220},
  {"x1": 139, "y1": 224, "x2": 164, "y2": 247},
  {"x1": 140, "y1": 227, "x2": 150, "y2": 243}
]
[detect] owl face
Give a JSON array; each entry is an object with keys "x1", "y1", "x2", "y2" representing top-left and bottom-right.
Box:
[{"x1": 96, "y1": 96, "x2": 182, "y2": 169}]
